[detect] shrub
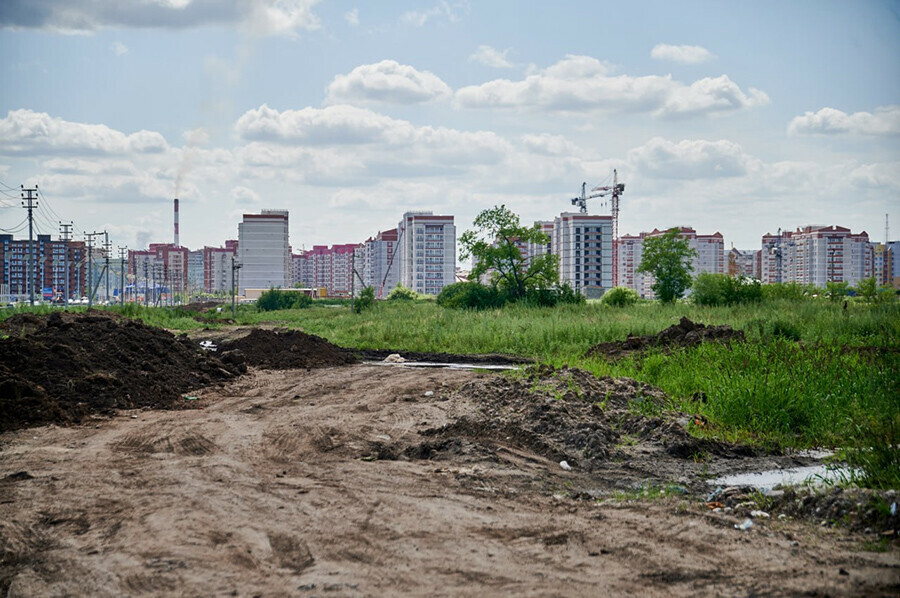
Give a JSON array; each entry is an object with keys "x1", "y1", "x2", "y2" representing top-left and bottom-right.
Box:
[
  {"x1": 387, "y1": 284, "x2": 419, "y2": 301},
  {"x1": 353, "y1": 286, "x2": 375, "y2": 313},
  {"x1": 825, "y1": 281, "x2": 850, "y2": 302},
  {"x1": 761, "y1": 282, "x2": 815, "y2": 302},
  {"x1": 692, "y1": 273, "x2": 761, "y2": 306},
  {"x1": 437, "y1": 282, "x2": 503, "y2": 310},
  {"x1": 257, "y1": 289, "x2": 313, "y2": 311},
  {"x1": 601, "y1": 286, "x2": 639, "y2": 307}
]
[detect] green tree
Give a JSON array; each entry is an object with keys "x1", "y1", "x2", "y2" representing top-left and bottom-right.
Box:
[
  {"x1": 854, "y1": 277, "x2": 877, "y2": 303},
  {"x1": 353, "y1": 286, "x2": 375, "y2": 313},
  {"x1": 637, "y1": 229, "x2": 697, "y2": 303},
  {"x1": 459, "y1": 205, "x2": 559, "y2": 300},
  {"x1": 825, "y1": 281, "x2": 849, "y2": 302}
]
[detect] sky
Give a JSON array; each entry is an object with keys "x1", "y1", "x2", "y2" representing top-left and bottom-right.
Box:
[{"x1": 0, "y1": 0, "x2": 898, "y2": 254}]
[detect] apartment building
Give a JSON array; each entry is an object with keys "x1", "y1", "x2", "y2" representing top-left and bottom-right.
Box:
[
  {"x1": 616, "y1": 227, "x2": 724, "y2": 298},
  {"x1": 760, "y1": 225, "x2": 872, "y2": 287},
  {"x1": 397, "y1": 212, "x2": 456, "y2": 296},
  {"x1": 237, "y1": 210, "x2": 291, "y2": 295},
  {"x1": 553, "y1": 212, "x2": 613, "y2": 298},
  {"x1": 728, "y1": 248, "x2": 759, "y2": 279},
  {"x1": 0, "y1": 234, "x2": 86, "y2": 302},
  {"x1": 203, "y1": 244, "x2": 237, "y2": 293},
  {"x1": 291, "y1": 249, "x2": 314, "y2": 289},
  {"x1": 363, "y1": 228, "x2": 400, "y2": 298}
]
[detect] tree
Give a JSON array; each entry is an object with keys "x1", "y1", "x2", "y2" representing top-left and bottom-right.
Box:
[
  {"x1": 459, "y1": 205, "x2": 559, "y2": 300},
  {"x1": 854, "y1": 277, "x2": 877, "y2": 303},
  {"x1": 637, "y1": 229, "x2": 697, "y2": 303}
]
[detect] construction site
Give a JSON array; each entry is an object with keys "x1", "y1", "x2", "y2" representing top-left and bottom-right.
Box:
[{"x1": 1, "y1": 309, "x2": 897, "y2": 597}]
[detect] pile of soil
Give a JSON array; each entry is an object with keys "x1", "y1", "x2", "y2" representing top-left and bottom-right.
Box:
[
  {"x1": 587, "y1": 316, "x2": 745, "y2": 361},
  {"x1": 0, "y1": 311, "x2": 242, "y2": 432},
  {"x1": 219, "y1": 328, "x2": 357, "y2": 370},
  {"x1": 412, "y1": 366, "x2": 751, "y2": 471}
]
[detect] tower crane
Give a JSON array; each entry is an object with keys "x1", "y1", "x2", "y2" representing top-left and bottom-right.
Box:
[{"x1": 568, "y1": 169, "x2": 625, "y2": 286}]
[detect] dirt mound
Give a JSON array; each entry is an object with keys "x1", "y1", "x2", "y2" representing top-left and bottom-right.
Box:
[
  {"x1": 0, "y1": 311, "x2": 242, "y2": 432},
  {"x1": 179, "y1": 301, "x2": 225, "y2": 313},
  {"x1": 414, "y1": 366, "x2": 749, "y2": 471},
  {"x1": 219, "y1": 328, "x2": 357, "y2": 370},
  {"x1": 587, "y1": 316, "x2": 745, "y2": 361}
]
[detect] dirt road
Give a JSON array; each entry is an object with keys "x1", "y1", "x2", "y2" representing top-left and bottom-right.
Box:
[{"x1": 1, "y1": 365, "x2": 897, "y2": 597}]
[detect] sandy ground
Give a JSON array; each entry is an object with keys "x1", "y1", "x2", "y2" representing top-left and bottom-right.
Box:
[{"x1": 1, "y1": 365, "x2": 897, "y2": 597}]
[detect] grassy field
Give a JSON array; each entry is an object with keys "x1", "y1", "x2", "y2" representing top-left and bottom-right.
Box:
[{"x1": 3, "y1": 299, "x2": 898, "y2": 486}]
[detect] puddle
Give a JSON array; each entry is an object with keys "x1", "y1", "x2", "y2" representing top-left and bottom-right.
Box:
[
  {"x1": 363, "y1": 361, "x2": 521, "y2": 371},
  {"x1": 708, "y1": 464, "x2": 855, "y2": 492}
]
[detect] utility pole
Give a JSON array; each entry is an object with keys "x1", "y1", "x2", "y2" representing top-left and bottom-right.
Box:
[
  {"x1": 60, "y1": 221, "x2": 73, "y2": 308},
  {"x1": 103, "y1": 232, "x2": 111, "y2": 305},
  {"x1": 350, "y1": 251, "x2": 355, "y2": 313},
  {"x1": 21, "y1": 185, "x2": 38, "y2": 306},
  {"x1": 85, "y1": 232, "x2": 99, "y2": 308},
  {"x1": 231, "y1": 255, "x2": 242, "y2": 317},
  {"x1": 118, "y1": 246, "x2": 127, "y2": 305}
]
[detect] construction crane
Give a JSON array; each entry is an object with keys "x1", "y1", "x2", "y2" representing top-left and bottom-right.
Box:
[{"x1": 569, "y1": 169, "x2": 625, "y2": 285}]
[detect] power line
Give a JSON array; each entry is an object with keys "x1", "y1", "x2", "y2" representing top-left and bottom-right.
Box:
[
  {"x1": 21, "y1": 185, "x2": 38, "y2": 306},
  {"x1": 0, "y1": 218, "x2": 28, "y2": 233}
]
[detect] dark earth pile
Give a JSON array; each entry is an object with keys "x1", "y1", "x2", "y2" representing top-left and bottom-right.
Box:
[
  {"x1": 587, "y1": 316, "x2": 745, "y2": 361},
  {"x1": 411, "y1": 366, "x2": 752, "y2": 472},
  {"x1": 219, "y1": 328, "x2": 357, "y2": 370},
  {"x1": 0, "y1": 311, "x2": 242, "y2": 432}
]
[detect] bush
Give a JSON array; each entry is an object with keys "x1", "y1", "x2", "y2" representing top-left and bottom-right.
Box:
[
  {"x1": 761, "y1": 282, "x2": 815, "y2": 302},
  {"x1": 692, "y1": 273, "x2": 762, "y2": 306},
  {"x1": 601, "y1": 286, "x2": 639, "y2": 307},
  {"x1": 257, "y1": 289, "x2": 313, "y2": 311},
  {"x1": 353, "y1": 286, "x2": 375, "y2": 313},
  {"x1": 387, "y1": 284, "x2": 419, "y2": 301},
  {"x1": 825, "y1": 281, "x2": 850, "y2": 302},
  {"x1": 437, "y1": 282, "x2": 504, "y2": 310}
]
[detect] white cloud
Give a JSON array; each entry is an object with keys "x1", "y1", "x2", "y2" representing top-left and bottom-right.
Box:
[
  {"x1": 659, "y1": 75, "x2": 769, "y2": 118},
  {"x1": 0, "y1": 0, "x2": 322, "y2": 36},
  {"x1": 788, "y1": 106, "x2": 900, "y2": 136},
  {"x1": 110, "y1": 41, "x2": 128, "y2": 56},
  {"x1": 849, "y1": 163, "x2": 900, "y2": 190},
  {"x1": 231, "y1": 185, "x2": 262, "y2": 205},
  {"x1": 0, "y1": 109, "x2": 169, "y2": 155},
  {"x1": 520, "y1": 134, "x2": 578, "y2": 157},
  {"x1": 235, "y1": 104, "x2": 411, "y2": 145},
  {"x1": 344, "y1": 8, "x2": 359, "y2": 26},
  {"x1": 627, "y1": 137, "x2": 753, "y2": 179},
  {"x1": 400, "y1": 1, "x2": 469, "y2": 27},
  {"x1": 469, "y1": 45, "x2": 512, "y2": 68},
  {"x1": 455, "y1": 55, "x2": 768, "y2": 118},
  {"x1": 183, "y1": 127, "x2": 210, "y2": 145},
  {"x1": 651, "y1": 43, "x2": 714, "y2": 64},
  {"x1": 326, "y1": 60, "x2": 451, "y2": 105}
]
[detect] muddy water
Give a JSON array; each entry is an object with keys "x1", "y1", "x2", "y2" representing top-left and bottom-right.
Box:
[
  {"x1": 363, "y1": 360, "x2": 522, "y2": 370},
  {"x1": 708, "y1": 464, "x2": 855, "y2": 492}
]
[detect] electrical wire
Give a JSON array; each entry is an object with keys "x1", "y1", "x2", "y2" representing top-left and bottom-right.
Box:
[{"x1": 0, "y1": 218, "x2": 28, "y2": 233}]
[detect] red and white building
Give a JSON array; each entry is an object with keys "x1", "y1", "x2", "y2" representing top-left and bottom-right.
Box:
[
  {"x1": 760, "y1": 225, "x2": 872, "y2": 287},
  {"x1": 616, "y1": 227, "x2": 725, "y2": 298}
]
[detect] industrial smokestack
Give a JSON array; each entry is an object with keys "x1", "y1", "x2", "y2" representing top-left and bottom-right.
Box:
[{"x1": 174, "y1": 198, "x2": 180, "y2": 247}]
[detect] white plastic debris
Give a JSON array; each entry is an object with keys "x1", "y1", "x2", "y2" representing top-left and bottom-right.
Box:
[
  {"x1": 424, "y1": 391, "x2": 434, "y2": 397},
  {"x1": 199, "y1": 340, "x2": 218, "y2": 352},
  {"x1": 735, "y1": 519, "x2": 753, "y2": 531},
  {"x1": 891, "y1": 502, "x2": 897, "y2": 517},
  {"x1": 383, "y1": 353, "x2": 406, "y2": 363},
  {"x1": 559, "y1": 460, "x2": 572, "y2": 471},
  {"x1": 750, "y1": 510, "x2": 770, "y2": 519}
]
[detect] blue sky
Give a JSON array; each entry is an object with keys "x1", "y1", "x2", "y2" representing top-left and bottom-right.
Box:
[{"x1": 1, "y1": 0, "x2": 897, "y2": 252}]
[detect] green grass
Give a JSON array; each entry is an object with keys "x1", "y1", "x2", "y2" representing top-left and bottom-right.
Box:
[{"x1": 3, "y1": 298, "x2": 898, "y2": 486}]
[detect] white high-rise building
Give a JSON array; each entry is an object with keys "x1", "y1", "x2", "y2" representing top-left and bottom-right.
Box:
[
  {"x1": 398, "y1": 212, "x2": 456, "y2": 296},
  {"x1": 760, "y1": 225, "x2": 872, "y2": 287},
  {"x1": 237, "y1": 210, "x2": 290, "y2": 295},
  {"x1": 553, "y1": 212, "x2": 613, "y2": 298}
]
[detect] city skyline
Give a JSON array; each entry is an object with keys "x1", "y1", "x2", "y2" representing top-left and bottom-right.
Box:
[{"x1": 1, "y1": 0, "x2": 898, "y2": 251}]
